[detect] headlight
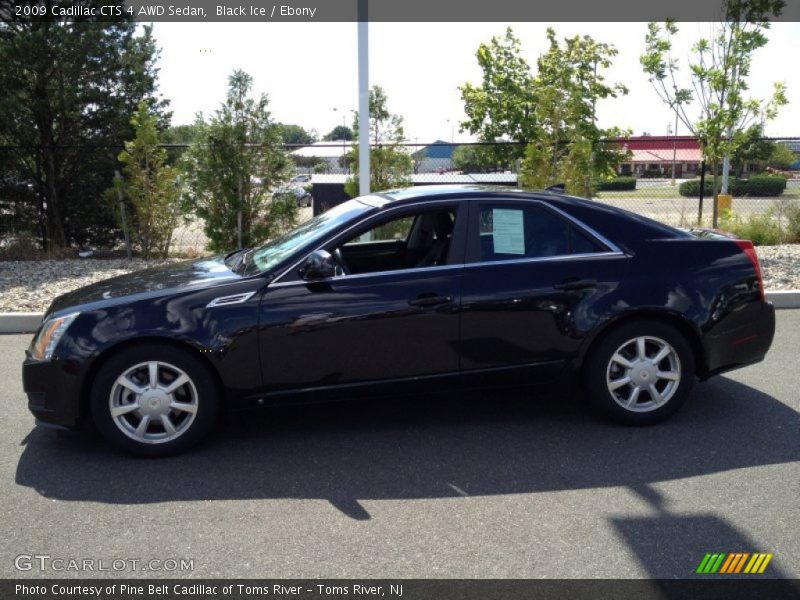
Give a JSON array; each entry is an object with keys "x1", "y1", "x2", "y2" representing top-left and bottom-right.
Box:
[{"x1": 30, "y1": 312, "x2": 79, "y2": 361}]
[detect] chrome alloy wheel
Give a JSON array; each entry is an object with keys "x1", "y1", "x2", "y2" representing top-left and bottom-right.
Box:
[
  {"x1": 605, "y1": 336, "x2": 681, "y2": 413},
  {"x1": 109, "y1": 361, "x2": 198, "y2": 444}
]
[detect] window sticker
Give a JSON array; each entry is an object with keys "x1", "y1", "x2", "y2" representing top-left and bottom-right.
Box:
[{"x1": 492, "y1": 209, "x2": 525, "y2": 255}]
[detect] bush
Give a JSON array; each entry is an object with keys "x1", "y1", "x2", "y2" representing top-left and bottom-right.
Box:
[
  {"x1": 596, "y1": 176, "x2": 636, "y2": 191},
  {"x1": 745, "y1": 175, "x2": 787, "y2": 197},
  {"x1": 784, "y1": 201, "x2": 800, "y2": 243},
  {"x1": 678, "y1": 177, "x2": 781, "y2": 198},
  {"x1": 679, "y1": 179, "x2": 713, "y2": 197},
  {"x1": 719, "y1": 209, "x2": 781, "y2": 245}
]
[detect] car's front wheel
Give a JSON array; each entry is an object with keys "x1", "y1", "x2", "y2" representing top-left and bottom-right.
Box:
[
  {"x1": 90, "y1": 343, "x2": 219, "y2": 456},
  {"x1": 583, "y1": 319, "x2": 695, "y2": 424}
]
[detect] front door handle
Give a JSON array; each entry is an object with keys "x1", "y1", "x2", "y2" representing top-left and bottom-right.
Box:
[
  {"x1": 553, "y1": 278, "x2": 597, "y2": 291},
  {"x1": 409, "y1": 294, "x2": 453, "y2": 307}
]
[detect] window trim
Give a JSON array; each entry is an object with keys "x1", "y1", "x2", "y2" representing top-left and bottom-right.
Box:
[{"x1": 465, "y1": 198, "x2": 623, "y2": 264}]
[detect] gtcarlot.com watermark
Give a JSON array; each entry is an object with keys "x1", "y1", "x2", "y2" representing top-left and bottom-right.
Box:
[{"x1": 14, "y1": 553, "x2": 194, "y2": 573}]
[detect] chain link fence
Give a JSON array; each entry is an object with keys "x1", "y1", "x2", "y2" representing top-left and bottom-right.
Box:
[{"x1": 2, "y1": 138, "x2": 799, "y2": 258}]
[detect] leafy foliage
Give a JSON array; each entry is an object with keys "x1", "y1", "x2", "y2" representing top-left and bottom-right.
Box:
[
  {"x1": 679, "y1": 175, "x2": 785, "y2": 197},
  {"x1": 276, "y1": 123, "x2": 315, "y2": 145},
  {"x1": 452, "y1": 145, "x2": 500, "y2": 173},
  {"x1": 641, "y1": 1, "x2": 788, "y2": 210},
  {"x1": 0, "y1": 10, "x2": 167, "y2": 248},
  {"x1": 517, "y1": 28, "x2": 629, "y2": 196},
  {"x1": 115, "y1": 102, "x2": 182, "y2": 259},
  {"x1": 596, "y1": 176, "x2": 637, "y2": 191},
  {"x1": 719, "y1": 208, "x2": 781, "y2": 245},
  {"x1": 730, "y1": 125, "x2": 776, "y2": 176},
  {"x1": 345, "y1": 86, "x2": 411, "y2": 197},
  {"x1": 182, "y1": 70, "x2": 294, "y2": 252},
  {"x1": 459, "y1": 28, "x2": 537, "y2": 166},
  {"x1": 768, "y1": 144, "x2": 796, "y2": 170},
  {"x1": 322, "y1": 125, "x2": 354, "y2": 141}
]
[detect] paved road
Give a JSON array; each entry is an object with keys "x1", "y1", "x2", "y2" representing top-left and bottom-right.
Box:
[{"x1": 0, "y1": 313, "x2": 798, "y2": 579}]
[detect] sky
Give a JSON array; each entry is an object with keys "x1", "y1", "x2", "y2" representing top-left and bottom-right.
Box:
[{"x1": 149, "y1": 21, "x2": 800, "y2": 142}]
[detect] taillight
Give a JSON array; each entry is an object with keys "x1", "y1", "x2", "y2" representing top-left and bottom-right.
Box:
[{"x1": 734, "y1": 240, "x2": 765, "y2": 302}]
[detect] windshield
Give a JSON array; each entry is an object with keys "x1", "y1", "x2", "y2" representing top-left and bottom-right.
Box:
[{"x1": 245, "y1": 199, "x2": 375, "y2": 275}]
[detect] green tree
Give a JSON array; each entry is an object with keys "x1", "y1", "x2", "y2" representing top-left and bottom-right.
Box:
[
  {"x1": 276, "y1": 123, "x2": 315, "y2": 145},
  {"x1": 768, "y1": 144, "x2": 796, "y2": 170},
  {"x1": 345, "y1": 86, "x2": 411, "y2": 197},
  {"x1": 730, "y1": 125, "x2": 775, "y2": 176},
  {"x1": 0, "y1": 9, "x2": 166, "y2": 249},
  {"x1": 641, "y1": 0, "x2": 788, "y2": 224},
  {"x1": 452, "y1": 145, "x2": 499, "y2": 173},
  {"x1": 183, "y1": 70, "x2": 294, "y2": 252},
  {"x1": 323, "y1": 125, "x2": 354, "y2": 141},
  {"x1": 459, "y1": 28, "x2": 536, "y2": 167},
  {"x1": 519, "y1": 28, "x2": 629, "y2": 197},
  {"x1": 115, "y1": 102, "x2": 182, "y2": 259}
]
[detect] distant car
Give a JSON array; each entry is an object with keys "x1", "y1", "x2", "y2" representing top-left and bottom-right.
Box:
[
  {"x1": 23, "y1": 185, "x2": 775, "y2": 456},
  {"x1": 274, "y1": 184, "x2": 311, "y2": 207},
  {"x1": 290, "y1": 174, "x2": 311, "y2": 184}
]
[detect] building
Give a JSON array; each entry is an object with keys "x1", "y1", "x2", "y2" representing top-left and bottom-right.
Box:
[
  {"x1": 412, "y1": 140, "x2": 456, "y2": 173},
  {"x1": 290, "y1": 140, "x2": 352, "y2": 173},
  {"x1": 617, "y1": 136, "x2": 702, "y2": 178}
]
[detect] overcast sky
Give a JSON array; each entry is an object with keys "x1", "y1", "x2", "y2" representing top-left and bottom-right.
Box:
[{"x1": 150, "y1": 21, "x2": 800, "y2": 142}]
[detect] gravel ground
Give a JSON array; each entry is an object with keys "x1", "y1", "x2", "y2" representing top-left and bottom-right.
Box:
[{"x1": 0, "y1": 243, "x2": 798, "y2": 313}]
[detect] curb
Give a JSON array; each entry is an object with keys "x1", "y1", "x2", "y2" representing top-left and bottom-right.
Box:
[
  {"x1": 0, "y1": 313, "x2": 43, "y2": 334},
  {"x1": 766, "y1": 290, "x2": 800, "y2": 310},
  {"x1": 1, "y1": 291, "x2": 799, "y2": 334}
]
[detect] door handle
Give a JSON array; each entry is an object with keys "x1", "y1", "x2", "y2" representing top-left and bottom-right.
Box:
[
  {"x1": 409, "y1": 294, "x2": 453, "y2": 307},
  {"x1": 553, "y1": 278, "x2": 597, "y2": 291}
]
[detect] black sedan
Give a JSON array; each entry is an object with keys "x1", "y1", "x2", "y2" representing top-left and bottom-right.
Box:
[{"x1": 23, "y1": 185, "x2": 775, "y2": 456}]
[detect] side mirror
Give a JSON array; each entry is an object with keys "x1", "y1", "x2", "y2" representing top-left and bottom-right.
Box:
[{"x1": 299, "y1": 250, "x2": 335, "y2": 280}]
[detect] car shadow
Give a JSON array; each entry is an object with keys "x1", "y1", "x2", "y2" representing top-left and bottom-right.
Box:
[{"x1": 15, "y1": 376, "x2": 799, "y2": 523}]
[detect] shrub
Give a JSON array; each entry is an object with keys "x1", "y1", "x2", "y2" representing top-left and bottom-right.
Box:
[
  {"x1": 685, "y1": 174, "x2": 787, "y2": 197},
  {"x1": 784, "y1": 201, "x2": 800, "y2": 243},
  {"x1": 718, "y1": 209, "x2": 781, "y2": 245},
  {"x1": 596, "y1": 176, "x2": 636, "y2": 191},
  {"x1": 745, "y1": 175, "x2": 787, "y2": 197},
  {"x1": 679, "y1": 179, "x2": 713, "y2": 197},
  {"x1": 641, "y1": 168, "x2": 663, "y2": 178}
]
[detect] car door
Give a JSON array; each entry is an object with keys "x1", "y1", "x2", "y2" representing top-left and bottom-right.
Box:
[
  {"x1": 257, "y1": 201, "x2": 466, "y2": 399},
  {"x1": 458, "y1": 198, "x2": 628, "y2": 386}
]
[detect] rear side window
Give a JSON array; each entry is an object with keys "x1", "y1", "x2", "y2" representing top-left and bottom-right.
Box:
[{"x1": 477, "y1": 204, "x2": 603, "y2": 262}]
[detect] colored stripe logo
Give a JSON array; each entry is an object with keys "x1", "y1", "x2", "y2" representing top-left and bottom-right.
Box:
[{"x1": 696, "y1": 552, "x2": 773, "y2": 574}]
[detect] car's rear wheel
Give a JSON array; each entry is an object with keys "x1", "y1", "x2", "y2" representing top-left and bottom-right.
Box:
[
  {"x1": 583, "y1": 319, "x2": 695, "y2": 424},
  {"x1": 90, "y1": 343, "x2": 219, "y2": 456}
]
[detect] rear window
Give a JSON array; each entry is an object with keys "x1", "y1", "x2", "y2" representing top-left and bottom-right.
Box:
[{"x1": 477, "y1": 204, "x2": 604, "y2": 262}]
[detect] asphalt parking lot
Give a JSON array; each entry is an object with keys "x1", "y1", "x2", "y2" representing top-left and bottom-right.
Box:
[{"x1": 0, "y1": 312, "x2": 798, "y2": 580}]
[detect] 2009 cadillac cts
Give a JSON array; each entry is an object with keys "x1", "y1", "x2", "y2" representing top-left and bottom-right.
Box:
[{"x1": 23, "y1": 185, "x2": 775, "y2": 456}]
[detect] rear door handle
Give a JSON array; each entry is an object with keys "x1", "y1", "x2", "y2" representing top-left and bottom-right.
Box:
[
  {"x1": 553, "y1": 278, "x2": 597, "y2": 291},
  {"x1": 409, "y1": 294, "x2": 453, "y2": 307}
]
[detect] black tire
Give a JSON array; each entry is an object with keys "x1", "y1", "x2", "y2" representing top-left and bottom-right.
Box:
[
  {"x1": 583, "y1": 319, "x2": 695, "y2": 425},
  {"x1": 90, "y1": 343, "x2": 219, "y2": 457}
]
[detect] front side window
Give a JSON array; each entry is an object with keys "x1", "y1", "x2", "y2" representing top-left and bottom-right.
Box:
[
  {"x1": 477, "y1": 204, "x2": 603, "y2": 262},
  {"x1": 332, "y1": 208, "x2": 458, "y2": 276}
]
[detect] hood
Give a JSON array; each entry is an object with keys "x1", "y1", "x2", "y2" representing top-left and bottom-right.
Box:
[{"x1": 46, "y1": 256, "x2": 242, "y2": 317}]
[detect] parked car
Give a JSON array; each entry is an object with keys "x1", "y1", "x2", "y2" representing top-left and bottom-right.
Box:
[
  {"x1": 274, "y1": 184, "x2": 312, "y2": 207},
  {"x1": 23, "y1": 185, "x2": 775, "y2": 456},
  {"x1": 290, "y1": 174, "x2": 312, "y2": 184}
]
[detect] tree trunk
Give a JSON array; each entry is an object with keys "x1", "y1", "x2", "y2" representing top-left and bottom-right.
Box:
[
  {"x1": 42, "y1": 138, "x2": 66, "y2": 250},
  {"x1": 711, "y1": 162, "x2": 720, "y2": 228}
]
